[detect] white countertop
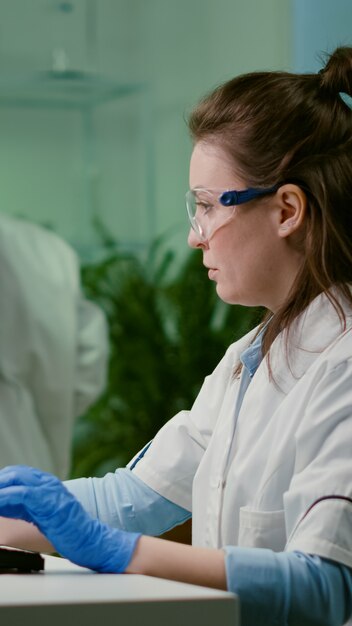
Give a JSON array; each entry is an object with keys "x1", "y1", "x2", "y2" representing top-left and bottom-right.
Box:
[{"x1": 0, "y1": 554, "x2": 240, "y2": 625}]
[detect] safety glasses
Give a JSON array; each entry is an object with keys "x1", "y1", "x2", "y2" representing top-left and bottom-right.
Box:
[{"x1": 185, "y1": 185, "x2": 279, "y2": 241}]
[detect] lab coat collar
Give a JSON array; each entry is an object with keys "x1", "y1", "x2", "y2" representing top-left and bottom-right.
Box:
[{"x1": 266, "y1": 289, "x2": 352, "y2": 394}]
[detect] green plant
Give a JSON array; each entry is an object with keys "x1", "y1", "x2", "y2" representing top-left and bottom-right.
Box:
[{"x1": 70, "y1": 237, "x2": 261, "y2": 478}]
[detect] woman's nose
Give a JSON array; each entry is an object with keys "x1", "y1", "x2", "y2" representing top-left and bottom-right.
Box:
[{"x1": 187, "y1": 228, "x2": 208, "y2": 249}]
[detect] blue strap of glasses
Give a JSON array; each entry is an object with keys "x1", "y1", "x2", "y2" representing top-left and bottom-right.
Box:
[{"x1": 220, "y1": 185, "x2": 279, "y2": 207}]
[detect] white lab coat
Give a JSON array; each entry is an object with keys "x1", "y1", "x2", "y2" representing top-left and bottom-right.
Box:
[
  {"x1": 0, "y1": 214, "x2": 108, "y2": 478},
  {"x1": 133, "y1": 290, "x2": 352, "y2": 568}
]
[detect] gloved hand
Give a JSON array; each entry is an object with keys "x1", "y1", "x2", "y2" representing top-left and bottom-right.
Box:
[{"x1": 0, "y1": 465, "x2": 141, "y2": 573}]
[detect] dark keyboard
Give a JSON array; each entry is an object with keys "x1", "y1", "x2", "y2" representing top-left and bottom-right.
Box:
[{"x1": 0, "y1": 546, "x2": 44, "y2": 573}]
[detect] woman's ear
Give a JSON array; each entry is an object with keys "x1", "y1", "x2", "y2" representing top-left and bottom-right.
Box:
[{"x1": 276, "y1": 184, "x2": 307, "y2": 237}]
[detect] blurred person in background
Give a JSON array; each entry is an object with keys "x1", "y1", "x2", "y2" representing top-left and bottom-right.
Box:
[{"x1": 0, "y1": 214, "x2": 108, "y2": 478}]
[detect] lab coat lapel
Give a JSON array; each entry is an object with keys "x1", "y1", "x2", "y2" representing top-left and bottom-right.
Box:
[{"x1": 268, "y1": 292, "x2": 352, "y2": 395}]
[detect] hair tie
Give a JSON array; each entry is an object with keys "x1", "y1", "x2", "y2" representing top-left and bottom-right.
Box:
[{"x1": 339, "y1": 92, "x2": 352, "y2": 109}]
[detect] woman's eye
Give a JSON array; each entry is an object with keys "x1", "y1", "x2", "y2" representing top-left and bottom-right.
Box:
[{"x1": 196, "y1": 201, "x2": 213, "y2": 214}]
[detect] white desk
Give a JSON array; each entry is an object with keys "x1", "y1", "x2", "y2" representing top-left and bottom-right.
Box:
[{"x1": 0, "y1": 555, "x2": 240, "y2": 625}]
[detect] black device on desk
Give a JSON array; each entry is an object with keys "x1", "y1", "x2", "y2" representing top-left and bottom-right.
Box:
[{"x1": 0, "y1": 547, "x2": 44, "y2": 573}]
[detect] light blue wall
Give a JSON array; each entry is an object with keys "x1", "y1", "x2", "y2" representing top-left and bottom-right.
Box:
[{"x1": 292, "y1": 0, "x2": 352, "y2": 72}]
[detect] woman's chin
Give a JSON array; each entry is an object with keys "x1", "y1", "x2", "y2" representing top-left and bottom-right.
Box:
[{"x1": 215, "y1": 284, "x2": 239, "y2": 305}]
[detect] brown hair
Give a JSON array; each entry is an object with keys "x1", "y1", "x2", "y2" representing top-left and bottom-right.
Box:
[{"x1": 188, "y1": 46, "x2": 352, "y2": 367}]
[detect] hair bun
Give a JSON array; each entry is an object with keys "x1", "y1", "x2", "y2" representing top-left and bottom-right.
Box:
[{"x1": 319, "y1": 46, "x2": 352, "y2": 97}]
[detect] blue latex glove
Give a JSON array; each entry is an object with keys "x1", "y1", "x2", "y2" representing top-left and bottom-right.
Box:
[{"x1": 0, "y1": 465, "x2": 141, "y2": 573}]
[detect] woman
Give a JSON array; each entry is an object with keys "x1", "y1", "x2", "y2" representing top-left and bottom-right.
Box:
[{"x1": 1, "y1": 46, "x2": 352, "y2": 626}]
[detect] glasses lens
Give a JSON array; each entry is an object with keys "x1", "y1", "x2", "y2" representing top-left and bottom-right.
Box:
[
  {"x1": 186, "y1": 189, "x2": 215, "y2": 240},
  {"x1": 186, "y1": 189, "x2": 238, "y2": 240}
]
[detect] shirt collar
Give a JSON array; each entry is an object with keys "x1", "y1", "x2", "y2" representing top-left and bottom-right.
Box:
[{"x1": 240, "y1": 329, "x2": 264, "y2": 378}]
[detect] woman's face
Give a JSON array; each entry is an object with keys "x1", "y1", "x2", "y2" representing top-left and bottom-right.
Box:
[{"x1": 187, "y1": 141, "x2": 303, "y2": 311}]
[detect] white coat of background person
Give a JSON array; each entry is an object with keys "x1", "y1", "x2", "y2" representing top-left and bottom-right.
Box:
[{"x1": 0, "y1": 213, "x2": 108, "y2": 479}]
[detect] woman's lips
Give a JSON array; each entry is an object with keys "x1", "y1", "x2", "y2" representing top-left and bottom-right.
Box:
[{"x1": 208, "y1": 268, "x2": 218, "y2": 280}]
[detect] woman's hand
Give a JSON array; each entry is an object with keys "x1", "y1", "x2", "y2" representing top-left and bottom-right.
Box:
[{"x1": 0, "y1": 465, "x2": 140, "y2": 572}]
